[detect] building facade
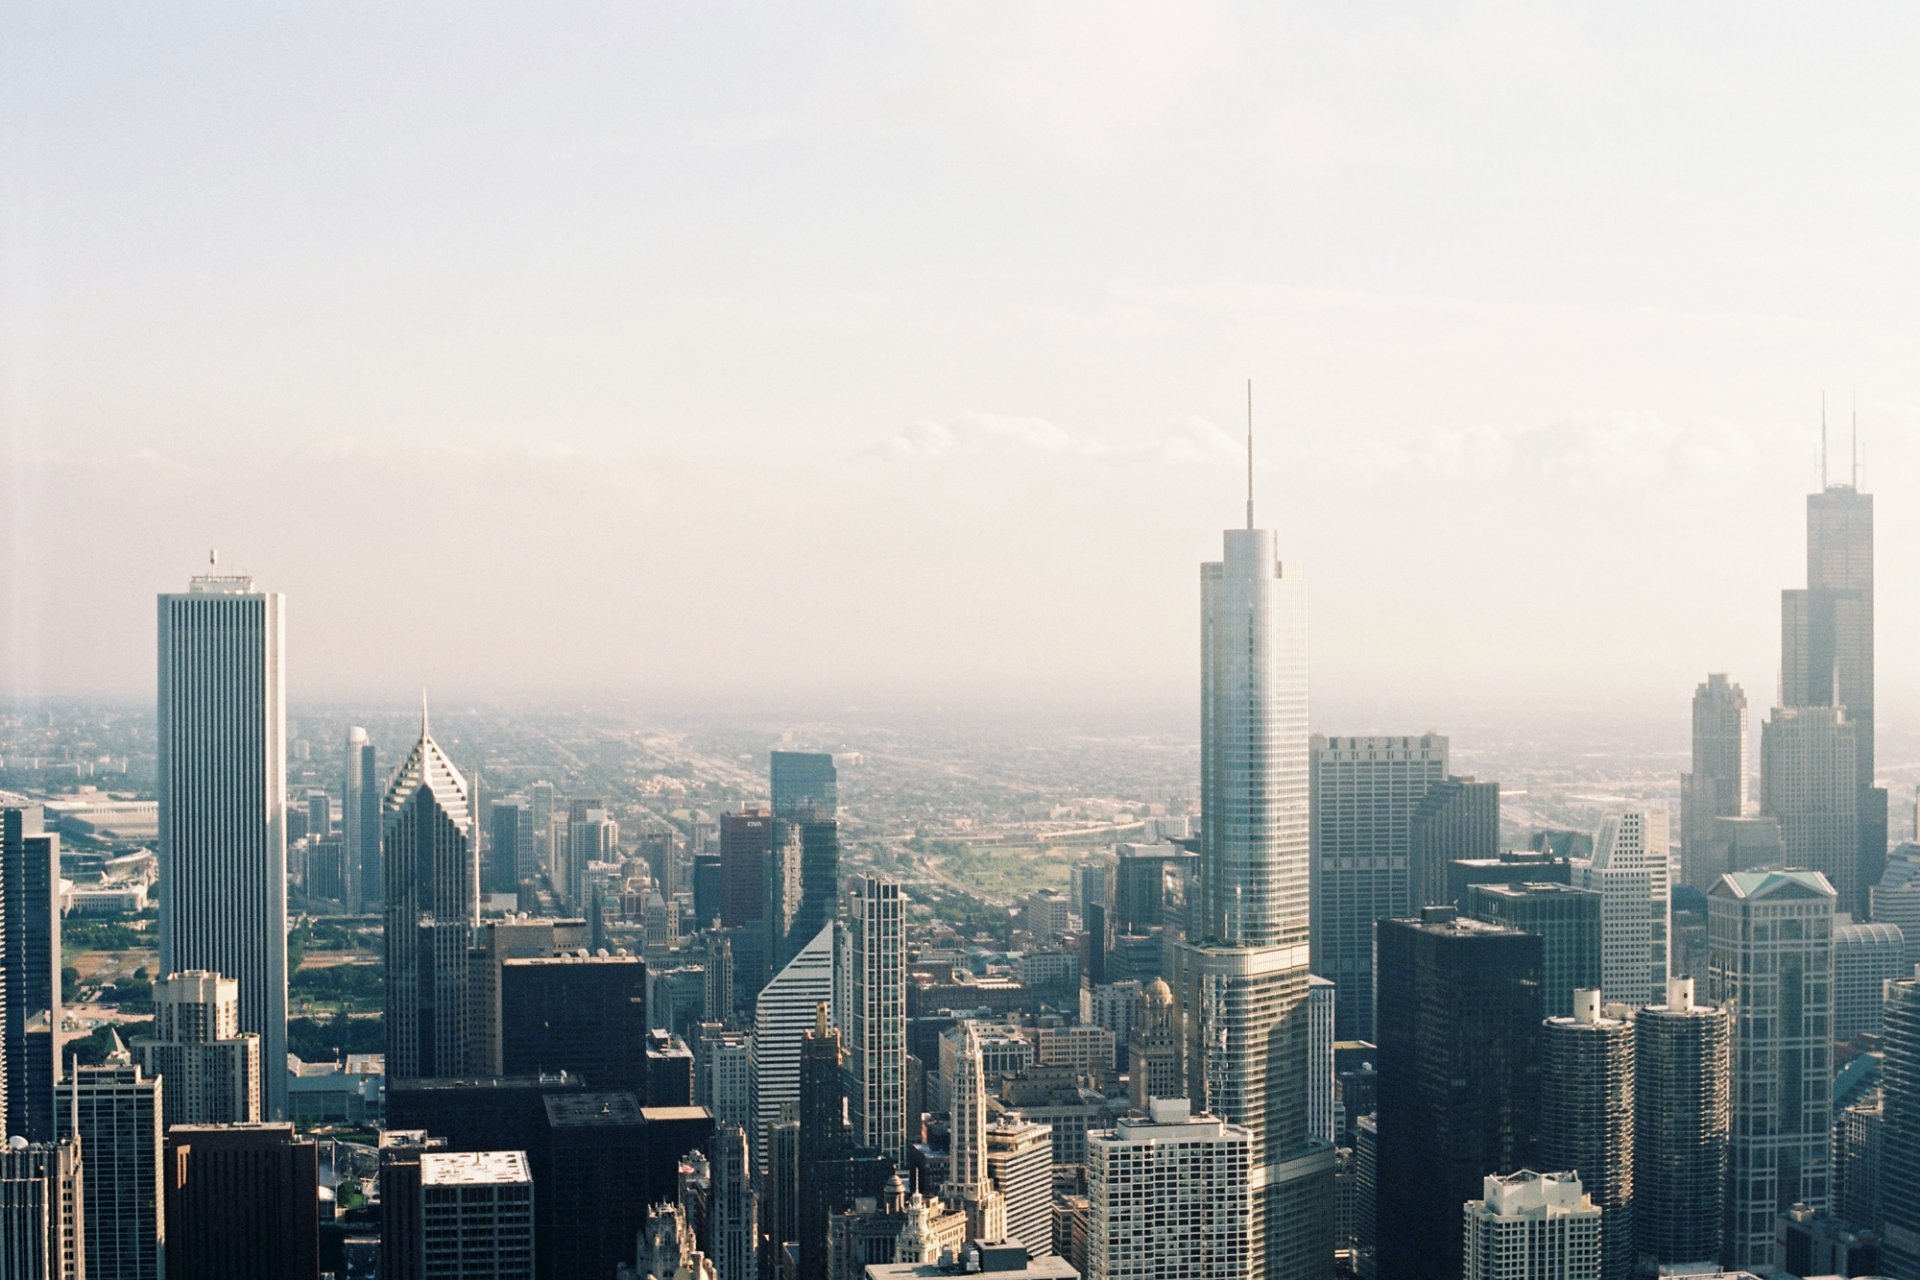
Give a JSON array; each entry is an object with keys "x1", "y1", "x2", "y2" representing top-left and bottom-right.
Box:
[
  {"x1": 845, "y1": 876, "x2": 907, "y2": 1165},
  {"x1": 1539, "y1": 990, "x2": 1634, "y2": 1280},
  {"x1": 1577, "y1": 811, "x2": 1670, "y2": 1007},
  {"x1": 1681, "y1": 674, "x2": 1750, "y2": 893},
  {"x1": 60, "y1": 1061, "x2": 164, "y2": 1280},
  {"x1": 1631, "y1": 977, "x2": 1729, "y2": 1271},
  {"x1": 1087, "y1": 1099, "x2": 1252, "y2": 1280},
  {"x1": 1461, "y1": 1170, "x2": 1602, "y2": 1280},
  {"x1": 2, "y1": 806, "x2": 62, "y2": 1142},
  {"x1": 131, "y1": 969, "x2": 261, "y2": 1128}
]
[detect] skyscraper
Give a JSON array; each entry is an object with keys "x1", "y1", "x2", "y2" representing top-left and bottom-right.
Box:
[
  {"x1": 1375, "y1": 908, "x2": 1543, "y2": 1280},
  {"x1": 945, "y1": 1024, "x2": 1007, "y2": 1242},
  {"x1": 1880, "y1": 965, "x2": 1920, "y2": 1277},
  {"x1": 382, "y1": 701, "x2": 478, "y2": 1082},
  {"x1": 60, "y1": 1059, "x2": 165, "y2": 1280},
  {"x1": 1875, "y1": 846, "x2": 1920, "y2": 972},
  {"x1": 986, "y1": 1119, "x2": 1053, "y2": 1260},
  {"x1": 3, "y1": 805, "x2": 62, "y2": 1142},
  {"x1": 130, "y1": 970, "x2": 261, "y2": 1128},
  {"x1": 1778, "y1": 445, "x2": 1885, "y2": 916},
  {"x1": 1834, "y1": 921, "x2": 1907, "y2": 1041},
  {"x1": 797, "y1": 1003, "x2": 849, "y2": 1280},
  {"x1": 415, "y1": 1150, "x2": 535, "y2": 1280},
  {"x1": 1308, "y1": 733, "x2": 1450, "y2": 1040},
  {"x1": 1762, "y1": 705, "x2": 1866, "y2": 914},
  {"x1": 845, "y1": 874, "x2": 907, "y2": 1165},
  {"x1": 1174, "y1": 489, "x2": 1333, "y2": 1279},
  {"x1": 162, "y1": 1123, "x2": 320, "y2": 1280},
  {"x1": 752, "y1": 924, "x2": 835, "y2": 1173},
  {"x1": 1681, "y1": 675, "x2": 1749, "y2": 893},
  {"x1": 711, "y1": 1121, "x2": 757, "y2": 1280},
  {"x1": 1576, "y1": 811, "x2": 1670, "y2": 1006},
  {"x1": 1632, "y1": 977, "x2": 1729, "y2": 1272},
  {"x1": 157, "y1": 567, "x2": 288, "y2": 1118},
  {"x1": 771, "y1": 751, "x2": 838, "y2": 821},
  {"x1": 769, "y1": 816, "x2": 839, "y2": 974},
  {"x1": 1468, "y1": 882, "x2": 1604, "y2": 1019},
  {"x1": 1408, "y1": 775, "x2": 1500, "y2": 911},
  {"x1": 1461, "y1": 1171, "x2": 1602, "y2": 1280},
  {"x1": 1087, "y1": 1098, "x2": 1253, "y2": 1280},
  {"x1": 1539, "y1": 990, "x2": 1634, "y2": 1280},
  {"x1": 343, "y1": 726, "x2": 379, "y2": 912},
  {"x1": 487, "y1": 799, "x2": 532, "y2": 898},
  {"x1": 0, "y1": 1133, "x2": 85, "y2": 1280},
  {"x1": 1708, "y1": 868, "x2": 1836, "y2": 1269}
]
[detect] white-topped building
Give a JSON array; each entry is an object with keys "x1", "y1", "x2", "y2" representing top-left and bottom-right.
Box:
[
  {"x1": 752, "y1": 924, "x2": 835, "y2": 1172},
  {"x1": 1088, "y1": 1098, "x2": 1253, "y2": 1280},
  {"x1": 1577, "y1": 810, "x2": 1671, "y2": 1006},
  {"x1": 1461, "y1": 1170, "x2": 1601, "y2": 1280},
  {"x1": 419, "y1": 1150, "x2": 534, "y2": 1279}
]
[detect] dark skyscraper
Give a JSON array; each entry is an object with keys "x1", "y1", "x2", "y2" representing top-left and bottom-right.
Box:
[
  {"x1": 1408, "y1": 775, "x2": 1500, "y2": 911},
  {"x1": 1633, "y1": 977, "x2": 1729, "y2": 1272},
  {"x1": 497, "y1": 953, "x2": 647, "y2": 1092},
  {"x1": 771, "y1": 750, "x2": 838, "y2": 821},
  {"x1": 3, "y1": 806, "x2": 62, "y2": 1142},
  {"x1": 163, "y1": 1123, "x2": 320, "y2": 1280},
  {"x1": 796, "y1": 1004, "x2": 848, "y2": 1280},
  {"x1": 769, "y1": 816, "x2": 839, "y2": 974},
  {"x1": 488, "y1": 800, "x2": 532, "y2": 898},
  {"x1": 1540, "y1": 989, "x2": 1635, "y2": 1280},
  {"x1": 1468, "y1": 881, "x2": 1603, "y2": 1020},
  {"x1": 1375, "y1": 907, "x2": 1543, "y2": 1280}
]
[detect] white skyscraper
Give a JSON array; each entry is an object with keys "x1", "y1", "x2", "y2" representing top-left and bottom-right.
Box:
[
  {"x1": 342, "y1": 726, "x2": 379, "y2": 912},
  {"x1": 1577, "y1": 810, "x2": 1671, "y2": 1006},
  {"x1": 945, "y1": 1023, "x2": 1007, "y2": 1242},
  {"x1": 752, "y1": 924, "x2": 834, "y2": 1172},
  {"x1": 1089, "y1": 1098, "x2": 1254, "y2": 1280},
  {"x1": 382, "y1": 701, "x2": 479, "y2": 1081},
  {"x1": 845, "y1": 874, "x2": 907, "y2": 1164},
  {"x1": 417, "y1": 1150, "x2": 535, "y2": 1279},
  {"x1": 986, "y1": 1118, "x2": 1054, "y2": 1259},
  {"x1": 157, "y1": 566, "x2": 289, "y2": 1118},
  {"x1": 1173, "y1": 448, "x2": 1334, "y2": 1278},
  {"x1": 1461, "y1": 1170, "x2": 1602, "y2": 1280},
  {"x1": 130, "y1": 969, "x2": 261, "y2": 1128}
]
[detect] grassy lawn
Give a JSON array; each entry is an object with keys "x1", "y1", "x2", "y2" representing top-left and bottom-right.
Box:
[{"x1": 938, "y1": 844, "x2": 1072, "y2": 901}]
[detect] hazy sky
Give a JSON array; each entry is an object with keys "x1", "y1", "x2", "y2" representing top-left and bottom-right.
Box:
[{"x1": 9, "y1": 4, "x2": 1920, "y2": 729}]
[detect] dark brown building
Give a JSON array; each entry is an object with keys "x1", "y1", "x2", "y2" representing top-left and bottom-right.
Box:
[{"x1": 164, "y1": 1123, "x2": 319, "y2": 1280}]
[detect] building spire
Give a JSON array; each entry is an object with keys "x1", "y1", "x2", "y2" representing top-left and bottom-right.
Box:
[
  {"x1": 1246, "y1": 378, "x2": 1255, "y2": 530},
  {"x1": 1851, "y1": 388, "x2": 1859, "y2": 489},
  {"x1": 1820, "y1": 390, "x2": 1829, "y2": 489},
  {"x1": 420, "y1": 688, "x2": 430, "y2": 740}
]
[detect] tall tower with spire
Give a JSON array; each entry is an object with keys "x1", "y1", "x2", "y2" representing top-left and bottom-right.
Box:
[
  {"x1": 1173, "y1": 385, "x2": 1334, "y2": 1278},
  {"x1": 382, "y1": 696, "x2": 480, "y2": 1080},
  {"x1": 944, "y1": 1022, "x2": 1007, "y2": 1242}
]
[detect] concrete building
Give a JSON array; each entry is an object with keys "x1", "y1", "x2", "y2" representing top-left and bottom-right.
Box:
[
  {"x1": 863, "y1": 1241, "x2": 1078, "y2": 1278},
  {"x1": 60, "y1": 1061, "x2": 163, "y2": 1280},
  {"x1": 1881, "y1": 965, "x2": 1920, "y2": 1277},
  {"x1": 1307, "y1": 975, "x2": 1335, "y2": 1145},
  {"x1": 1128, "y1": 978, "x2": 1177, "y2": 1111},
  {"x1": 754, "y1": 925, "x2": 835, "y2": 1172},
  {"x1": 1690, "y1": 816, "x2": 1787, "y2": 897},
  {"x1": 1875, "y1": 846, "x2": 1920, "y2": 972},
  {"x1": 157, "y1": 568, "x2": 289, "y2": 1117},
  {"x1": 1762, "y1": 706, "x2": 1867, "y2": 916},
  {"x1": 1576, "y1": 811, "x2": 1671, "y2": 1007},
  {"x1": 2, "y1": 806, "x2": 62, "y2": 1142},
  {"x1": 0, "y1": 1135, "x2": 85, "y2": 1280},
  {"x1": 1087, "y1": 1099, "x2": 1252, "y2": 1280},
  {"x1": 845, "y1": 876, "x2": 907, "y2": 1165},
  {"x1": 711, "y1": 1122, "x2": 757, "y2": 1280},
  {"x1": 1631, "y1": 977, "x2": 1729, "y2": 1271},
  {"x1": 1408, "y1": 776, "x2": 1500, "y2": 912},
  {"x1": 985, "y1": 1119, "x2": 1053, "y2": 1260},
  {"x1": 1461, "y1": 1170, "x2": 1602, "y2": 1280},
  {"x1": 1309, "y1": 733, "x2": 1449, "y2": 1041},
  {"x1": 418, "y1": 1149, "x2": 535, "y2": 1280},
  {"x1": 1835, "y1": 921, "x2": 1907, "y2": 1041},
  {"x1": 1708, "y1": 869, "x2": 1836, "y2": 1269},
  {"x1": 1681, "y1": 674, "x2": 1750, "y2": 894},
  {"x1": 131, "y1": 969, "x2": 261, "y2": 1128},
  {"x1": 1539, "y1": 990, "x2": 1634, "y2": 1280},
  {"x1": 1025, "y1": 889, "x2": 1071, "y2": 949},
  {"x1": 343, "y1": 726, "x2": 380, "y2": 912}
]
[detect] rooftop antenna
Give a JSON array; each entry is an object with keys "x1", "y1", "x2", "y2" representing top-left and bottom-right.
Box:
[
  {"x1": 209, "y1": 548, "x2": 217, "y2": 568},
  {"x1": 1245, "y1": 378, "x2": 1255, "y2": 531},
  {"x1": 1851, "y1": 388, "x2": 1859, "y2": 489},
  {"x1": 421, "y1": 688, "x2": 430, "y2": 738},
  {"x1": 1820, "y1": 390, "x2": 1829, "y2": 489}
]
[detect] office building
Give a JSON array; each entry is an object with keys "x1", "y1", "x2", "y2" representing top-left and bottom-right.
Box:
[
  {"x1": 1632, "y1": 977, "x2": 1729, "y2": 1271},
  {"x1": 1779, "y1": 458, "x2": 1886, "y2": 918},
  {"x1": 846, "y1": 876, "x2": 907, "y2": 1164},
  {"x1": 1026, "y1": 889, "x2": 1071, "y2": 949},
  {"x1": 1113, "y1": 843, "x2": 1187, "y2": 934},
  {"x1": 1307, "y1": 975, "x2": 1335, "y2": 1145},
  {"x1": 60, "y1": 1060, "x2": 163, "y2": 1280},
  {"x1": 1707, "y1": 868, "x2": 1836, "y2": 1268},
  {"x1": 1375, "y1": 908, "x2": 1543, "y2": 1280},
  {"x1": 1469, "y1": 882, "x2": 1604, "y2": 1019},
  {"x1": 1576, "y1": 810, "x2": 1670, "y2": 1006},
  {"x1": 488, "y1": 799, "x2": 533, "y2": 898},
  {"x1": 1682, "y1": 674, "x2": 1750, "y2": 893},
  {"x1": 1539, "y1": 990, "x2": 1634, "y2": 1280},
  {"x1": 720, "y1": 809, "x2": 772, "y2": 930},
  {"x1": 1690, "y1": 816, "x2": 1787, "y2": 895},
  {"x1": 1875, "y1": 847, "x2": 1920, "y2": 971},
  {"x1": 131, "y1": 969, "x2": 261, "y2": 1127},
  {"x1": 417, "y1": 1150, "x2": 534, "y2": 1280},
  {"x1": 383, "y1": 701, "x2": 479, "y2": 1081},
  {"x1": 769, "y1": 815, "x2": 839, "y2": 975},
  {"x1": 1881, "y1": 966, "x2": 1920, "y2": 1277},
  {"x1": 864, "y1": 1241, "x2": 1079, "y2": 1279},
  {"x1": 1445, "y1": 849, "x2": 1573, "y2": 912},
  {"x1": 1408, "y1": 775, "x2": 1500, "y2": 911},
  {"x1": 0, "y1": 1135, "x2": 84, "y2": 1280},
  {"x1": 3, "y1": 806, "x2": 62, "y2": 1142},
  {"x1": 1461, "y1": 1170, "x2": 1602, "y2": 1280},
  {"x1": 985, "y1": 1119, "x2": 1053, "y2": 1260},
  {"x1": 163, "y1": 1123, "x2": 318, "y2": 1280},
  {"x1": 1309, "y1": 733, "x2": 1450, "y2": 1041},
  {"x1": 754, "y1": 925, "x2": 835, "y2": 1172},
  {"x1": 797, "y1": 1005, "x2": 850, "y2": 1280},
  {"x1": 945, "y1": 1024, "x2": 1007, "y2": 1243},
  {"x1": 711, "y1": 1121, "x2": 757, "y2": 1280},
  {"x1": 157, "y1": 568, "x2": 289, "y2": 1117},
  {"x1": 704, "y1": 1029, "x2": 753, "y2": 1133},
  {"x1": 343, "y1": 726, "x2": 379, "y2": 911},
  {"x1": 1173, "y1": 504, "x2": 1334, "y2": 1280},
  {"x1": 1762, "y1": 706, "x2": 1867, "y2": 915},
  {"x1": 1087, "y1": 1098, "x2": 1252, "y2": 1280},
  {"x1": 497, "y1": 952, "x2": 647, "y2": 1091},
  {"x1": 1834, "y1": 921, "x2": 1907, "y2": 1041},
  {"x1": 771, "y1": 751, "x2": 838, "y2": 821}
]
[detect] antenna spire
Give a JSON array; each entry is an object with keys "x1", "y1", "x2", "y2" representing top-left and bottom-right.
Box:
[
  {"x1": 1851, "y1": 388, "x2": 1859, "y2": 488},
  {"x1": 1245, "y1": 378, "x2": 1255, "y2": 530},
  {"x1": 420, "y1": 689, "x2": 430, "y2": 739},
  {"x1": 1820, "y1": 391, "x2": 1828, "y2": 489}
]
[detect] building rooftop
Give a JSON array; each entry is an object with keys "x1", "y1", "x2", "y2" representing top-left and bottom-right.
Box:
[
  {"x1": 420, "y1": 1150, "x2": 531, "y2": 1187},
  {"x1": 544, "y1": 1092, "x2": 645, "y2": 1127},
  {"x1": 1713, "y1": 868, "x2": 1837, "y2": 901}
]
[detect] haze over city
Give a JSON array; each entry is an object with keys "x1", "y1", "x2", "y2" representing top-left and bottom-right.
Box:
[{"x1": 11, "y1": 4, "x2": 1920, "y2": 725}]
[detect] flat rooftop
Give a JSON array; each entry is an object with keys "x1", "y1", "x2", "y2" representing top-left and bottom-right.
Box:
[{"x1": 420, "y1": 1150, "x2": 531, "y2": 1186}]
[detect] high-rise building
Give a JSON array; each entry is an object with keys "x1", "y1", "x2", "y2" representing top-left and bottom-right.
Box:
[
  {"x1": 753, "y1": 925, "x2": 835, "y2": 1173},
  {"x1": 1690, "y1": 815, "x2": 1787, "y2": 895},
  {"x1": 1087, "y1": 1098, "x2": 1252, "y2": 1280},
  {"x1": 1026, "y1": 889, "x2": 1072, "y2": 949},
  {"x1": 1127, "y1": 978, "x2": 1179, "y2": 1112},
  {"x1": 720, "y1": 809, "x2": 772, "y2": 930},
  {"x1": 383, "y1": 702, "x2": 478, "y2": 1082},
  {"x1": 1707, "y1": 868, "x2": 1836, "y2": 1268},
  {"x1": 1461, "y1": 1170, "x2": 1602, "y2": 1280},
  {"x1": 157, "y1": 568, "x2": 289, "y2": 1118},
  {"x1": 487, "y1": 800, "x2": 532, "y2": 898},
  {"x1": 769, "y1": 817, "x2": 839, "y2": 975},
  {"x1": 496, "y1": 953, "x2": 647, "y2": 1091},
  {"x1": 60, "y1": 1060, "x2": 164, "y2": 1280},
  {"x1": 1408, "y1": 776, "x2": 1500, "y2": 911},
  {"x1": 771, "y1": 751, "x2": 838, "y2": 821},
  {"x1": 1762, "y1": 705, "x2": 1866, "y2": 914},
  {"x1": 130, "y1": 969, "x2": 261, "y2": 1128},
  {"x1": 845, "y1": 875, "x2": 907, "y2": 1165},
  {"x1": 1576, "y1": 811, "x2": 1670, "y2": 1006},
  {"x1": 1307, "y1": 975, "x2": 1335, "y2": 1145},
  {"x1": 163, "y1": 1123, "x2": 318, "y2": 1280},
  {"x1": 3, "y1": 805, "x2": 62, "y2": 1141},
  {"x1": 1834, "y1": 921, "x2": 1907, "y2": 1041},
  {"x1": 1309, "y1": 733, "x2": 1450, "y2": 1040},
  {"x1": 0, "y1": 1134, "x2": 85, "y2": 1280},
  {"x1": 1880, "y1": 964, "x2": 1920, "y2": 1277},
  {"x1": 565, "y1": 803, "x2": 616, "y2": 912},
  {"x1": 414, "y1": 1150, "x2": 535, "y2": 1280},
  {"x1": 1375, "y1": 908, "x2": 1543, "y2": 1280},
  {"x1": 1875, "y1": 846, "x2": 1920, "y2": 972},
  {"x1": 1539, "y1": 990, "x2": 1634, "y2": 1280},
  {"x1": 797, "y1": 1004, "x2": 849, "y2": 1280},
  {"x1": 1632, "y1": 977, "x2": 1729, "y2": 1272},
  {"x1": 1468, "y1": 882, "x2": 1604, "y2": 1019},
  {"x1": 1174, "y1": 507, "x2": 1334, "y2": 1279},
  {"x1": 710, "y1": 1121, "x2": 757, "y2": 1280},
  {"x1": 343, "y1": 726, "x2": 379, "y2": 912},
  {"x1": 986, "y1": 1119, "x2": 1053, "y2": 1260},
  {"x1": 945, "y1": 1024, "x2": 1008, "y2": 1243},
  {"x1": 1681, "y1": 675, "x2": 1750, "y2": 893},
  {"x1": 1778, "y1": 454, "x2": 1886, "y2": 918}
]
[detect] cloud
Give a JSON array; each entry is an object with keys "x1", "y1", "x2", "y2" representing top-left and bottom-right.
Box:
[{"x1": 863, "y1": 412, "x2": 1240, "y2": 467}]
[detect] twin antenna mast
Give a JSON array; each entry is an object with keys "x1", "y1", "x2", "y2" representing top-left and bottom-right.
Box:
[
  {"x1": 1246, "y1": 378, "x2": 1255, "y2": 530},
  {"x1": 1820, "y1": 389, "x2": 1863, "y2": 490}
]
